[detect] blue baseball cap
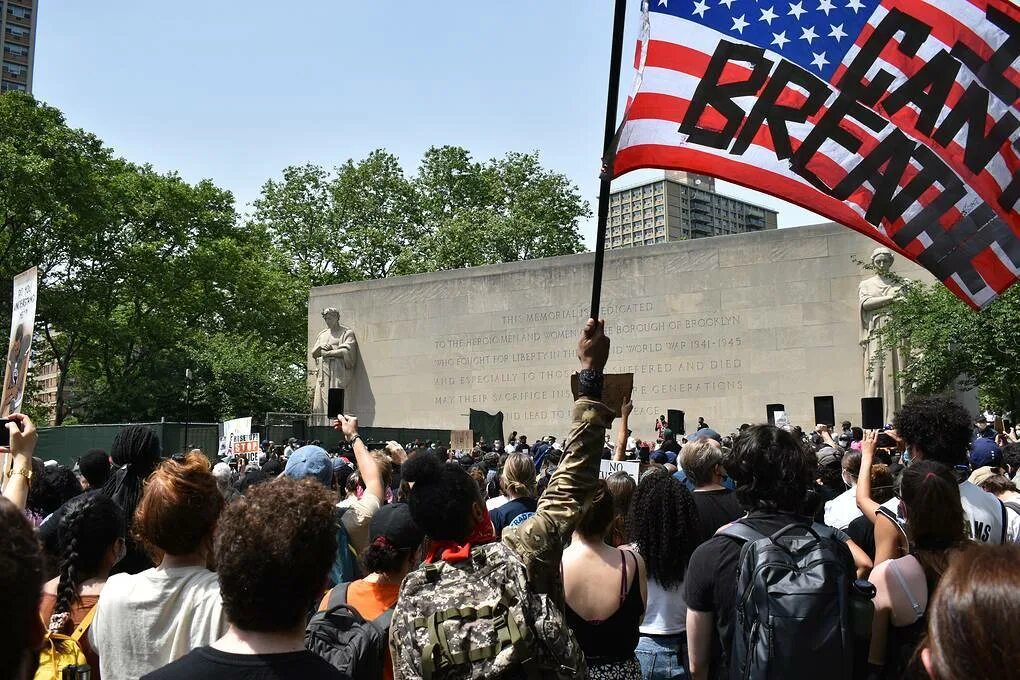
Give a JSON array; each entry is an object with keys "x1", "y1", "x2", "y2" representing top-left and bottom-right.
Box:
[
  {"x1": 970, "y1": 438, "x2": 1003, "y2": 469},
  {"x1": 283, "y1": 445, "x2": 332, "y2": 486}
]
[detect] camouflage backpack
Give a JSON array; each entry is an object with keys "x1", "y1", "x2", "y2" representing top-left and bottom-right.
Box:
[{"x1": 390, "y1": 541, "x2": 585, "y2": 679}]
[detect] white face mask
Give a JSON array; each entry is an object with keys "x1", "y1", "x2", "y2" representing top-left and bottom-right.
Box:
[{"x1": 842, "y1": 471, "x2": 854, "y2": 489}]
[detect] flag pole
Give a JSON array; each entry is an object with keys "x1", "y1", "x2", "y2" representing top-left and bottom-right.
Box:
[{"x1": 590, "y1": 0, "x2": 629, "y2": 321}]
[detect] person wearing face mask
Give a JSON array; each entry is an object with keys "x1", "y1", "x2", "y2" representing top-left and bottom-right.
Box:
[
  {"x1": 824, "y1": 450, "x2": 864, "y2": 530},
  {"x1": 38, "y1": 492, "x2": 126, "y2": 679}
]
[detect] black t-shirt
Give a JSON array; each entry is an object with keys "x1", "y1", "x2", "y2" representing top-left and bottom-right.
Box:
[
  {"x1": 490, "y1": 497, "x2": 538, "y2": 536},
  {"x1": 142, "y1": 647, "x2": 343, "y2": 680},
  {"x1": 845, "y1": 514, "x2": 876, "y2": 561},
  {"x1": 691, "y1": 489, "x2": 744, "y2": 548},
  {"x1": 685, "y1": 511, "x2": 845, "y2": 678}
]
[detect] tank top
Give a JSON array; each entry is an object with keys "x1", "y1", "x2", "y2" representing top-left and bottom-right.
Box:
[
  {"x1": 565, "y1": 550, "x2": 644, "y2": 663},
  {"x1": 880, "y1": 557, "x2": 936, "y2": 680}
]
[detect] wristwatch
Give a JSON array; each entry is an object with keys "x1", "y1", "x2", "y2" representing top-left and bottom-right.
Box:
[
  {"x1": 577, "y1": 368, "x2": 604, "y2": 400},
  {"x1": 348, "y1": 434, "x2": 363, "y2": 445}
]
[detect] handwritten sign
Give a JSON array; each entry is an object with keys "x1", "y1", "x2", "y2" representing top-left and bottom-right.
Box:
[{"x1": 599, "y1": 459, "x2": 640, "y2": 483}]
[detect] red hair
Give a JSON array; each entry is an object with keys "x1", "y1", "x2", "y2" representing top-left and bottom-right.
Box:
[{"x1": 135, "y1": 453, "x2": 223, "y2": 557}]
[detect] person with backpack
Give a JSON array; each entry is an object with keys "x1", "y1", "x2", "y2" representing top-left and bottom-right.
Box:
[
  {"x1": 389, "y1": 318, "x2": 613, "y2": 679},
  {"x1": 488, "y1": 452, "x2": 538, "y2": 536},
  {"x1": 142, "y1": 477, "x2": 343, "y2": 679},
  {"x1": 685, "y1": 425, "x2": 869, "y2": 680},
  {"x1": 864, "y1": 460, "x2": 968, "y2": 679},
  {"x1": 37, "y1": 492, "x2": 125, "y2": 679},
  {"x1": 310, "y1": 502, "x2": 424, "y2": 680}
]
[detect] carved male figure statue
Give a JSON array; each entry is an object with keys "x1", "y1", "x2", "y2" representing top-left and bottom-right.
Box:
[
  {"x1": 858, "y1": 247, "x2": 908, "y2": 419},
  {"x1": 311, "y1": 307, "x2": 359, "y2": 417}
]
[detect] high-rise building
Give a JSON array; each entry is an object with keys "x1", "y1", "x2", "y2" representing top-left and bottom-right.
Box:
[
  {"x1": 607, "y1": 173, "x2": 779, "y2": 250},
  {"x1": 1, "y1": 0, "x2": 38, "y2": 94}
]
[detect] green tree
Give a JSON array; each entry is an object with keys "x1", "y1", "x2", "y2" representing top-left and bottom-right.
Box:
[{"x1": 876, "y1": 279, "x2": 1020, "y2": 414}]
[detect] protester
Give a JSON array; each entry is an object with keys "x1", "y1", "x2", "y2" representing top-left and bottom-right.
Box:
[
  {"x1": 563, "y1": 478, "x2": 646, "y2": 679},
  {"x1": 144, "y1": 477, "x2": 343, "y2": 679},
  {"x1": 823, "y1": 449, "x2": 863, "y2": 530},
  {"x1": 27, "y1": 463, "x2": 82, "y2": 526},
  {"x1": 90, "y1": 453, "x2": 227, "y2": 678},
  {"x1": 316, "y1": 503, "x2": 424, "y2": 680},
  {"x1": 627, "y1": 468, "x2": 699, "y2": 679},
  {"x1": 100, "y1": 424, "x2": 163, "y2": 574},
  {"x1": 844, "y1": 463, "x2": 896, "y2": 561},
  {"x1": 78, "y1": 449, "x2": 111, "y2": 490},
  {"x1": 488, "y1": 451, "x2": 538, "y2": 536},
  {"x1": 604, "y1": 470, "x2": 636, "y2": 547},
  {"x1": 388, "y1": 318, "x2": 611, "y2": 678},
  {"x1": 0, "y1": 496, "x2": 45, "y2": 680},
  {"x1": 326, "y1": 421, "x2": 388, "y2": 554},
  {"x1": 866, "y1": 461, "x2": 968, "y2": 679},
  {"x1": 680, "y1": 439, "x2": 743, "y2": 548},
  {"x1": 685, "y1": 425, "x2": 867, "y2": 680},
  {"x1": 920, "y1": 544, "x2": 1020, "y2": 680},
  {"x1": 211, "y1": 462, "x2": 240, "y2": 504}
]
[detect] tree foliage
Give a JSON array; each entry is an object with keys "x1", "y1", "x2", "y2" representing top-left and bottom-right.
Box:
[{"x1": 876, "y1": 277, "x2": 1020, "y2": 414}]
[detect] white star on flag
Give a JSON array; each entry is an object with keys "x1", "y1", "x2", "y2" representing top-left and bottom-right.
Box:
[
  {"x1": 817, "y1": 0, "x2": 836, "y2": 14},
  {"x1": 846, "y1": 0, "x2": 865, "y2": 12},
  {"x1": 731, "y1": 14, "x2": 749, "y2": 33},
  {"x1": 810, "y1": 51, "x2": 830, "y2": 70},
  {"x1": 788, "y1": 1, "x2": 807, "y2": 20},
  {"x1": 658, "y1": 0, "x2": 668, "y2": 5},
  {"x1": 771, "y1": 30, "x2": 790, "y2": 48},
  {"x1": 759, "y1": 6, "x2": 778, "y2": 23},
  {"x1": 719, "y1": 0, "x2": 738, "y2": 8},
  {"x1": 829, "y1": 23, "x2": 847, "y2": 40},
  {"x1": 800, "y1": 25, "x2": 818, "y2": 43},
  {"x1": 692, "y1": 0, "x2": 710, "y2": 17}
]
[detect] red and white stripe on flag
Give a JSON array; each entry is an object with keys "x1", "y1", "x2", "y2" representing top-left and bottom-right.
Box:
[{"x1": 614, "y1": 0, "x2": 1020, "y2": 309}]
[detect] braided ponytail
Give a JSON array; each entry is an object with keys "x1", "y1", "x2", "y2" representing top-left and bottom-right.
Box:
[{"x1": 53, "y1": 492, "x2": 125, "y2": 618}]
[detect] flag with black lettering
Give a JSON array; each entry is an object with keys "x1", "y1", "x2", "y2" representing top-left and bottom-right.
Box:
[{"x1": 614, "y1": 0, "x2": 1020, "y2": 309}]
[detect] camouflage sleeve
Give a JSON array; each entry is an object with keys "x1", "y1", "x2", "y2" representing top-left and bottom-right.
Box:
[
  {"x1": 389, "y1": 580, "x2": 423, "y2": 680},
  {"x1": 502, "y1": 397, "x2": 614, "y2": 599}
]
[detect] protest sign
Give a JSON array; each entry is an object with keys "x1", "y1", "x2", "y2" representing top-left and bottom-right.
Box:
[
  {"x1": 219, "y1": 416, "x2": 253, "y2": 458},
  {"x1": 450, "y1": 429, "x2": 474, "y2": 452},
  {"x1": 2, "y1": 267, "x2": 38, "y2": 418},
  {"x1": 231, "y1": 433, "x2": 261, "y2": 463},
  {"x1": 600, "y1": 459, "x2": 640, "y2": 483}
]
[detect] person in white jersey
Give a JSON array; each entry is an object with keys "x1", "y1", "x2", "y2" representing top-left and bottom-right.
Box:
[{"x1": 856, "y1": 396, "x2": 1009, "y2": 567}]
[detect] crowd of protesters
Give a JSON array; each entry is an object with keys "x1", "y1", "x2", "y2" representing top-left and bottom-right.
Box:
[{"x1": 3, "y1": 318, "x2": 1020, "y2": 680}]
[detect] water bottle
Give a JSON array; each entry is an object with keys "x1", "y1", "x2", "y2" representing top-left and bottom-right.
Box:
[{"x1": 850, "y1": 579, "x2": 877, "y2": 679}]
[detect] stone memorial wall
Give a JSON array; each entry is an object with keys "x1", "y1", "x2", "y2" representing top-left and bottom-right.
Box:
[{"x1": 308, "y1": 222, "x2": 930, "y2": 440}]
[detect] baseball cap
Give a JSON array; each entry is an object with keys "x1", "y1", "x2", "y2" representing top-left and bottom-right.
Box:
[
  {"x1": 970, "y1": 438, "x2": 1003, "y2": 468},
  {"x1": 691, "y1": 428, "x2": 722, "y2": 443},
  {"x1": 968, "y1": 466, "x2": 1001, "y2": 487},
  {"x1": 816, "y1": 446, "x2": 840, "y2": 467},
  {"x1": 370, "y1": 503, "x2": 424, "y2": 551},
  {"x1": 650, "y1": 450, "x2": 668, "y2": 464},
  {"x1": 283, "y1": 445, "x2": 332, "y2": 486}
]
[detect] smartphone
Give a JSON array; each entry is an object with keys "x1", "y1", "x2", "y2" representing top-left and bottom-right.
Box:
[
  {"x1": 0, "y1": 418, "x2": 11, "y2": 448},
  {"x1": 995, "y1": 416, "x2": 1005, "y2": 435}
]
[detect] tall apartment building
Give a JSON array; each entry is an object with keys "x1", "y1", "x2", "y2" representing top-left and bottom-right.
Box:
[
  {"x1": 607, "y1": 172, "x2": 779, "y2": 249},
  {"x1": 1, "y1": 0, "x2": 38, "y2": 94}
]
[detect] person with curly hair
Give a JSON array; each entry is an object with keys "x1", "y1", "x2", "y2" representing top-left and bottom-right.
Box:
[
  {"x1": 0, "y1": 497, "x2": 45, "y2": 680},
  {"x1": 563, "y1": 479, "x2": 647, "y2": 679},
  {"x1": 627, "y1": 468, "x2": 699, "y2": 679},
  {"x1": 143, "y1": 477, "x2": 343, "y2": 679},
  {"x1": 866, "y1": 397, "x2": 1007, "y2": 567},
  {"x1": 316, "y1": 503, "x2": 424, "y2": 680},
  {"x1": 100, "y1": 424, "x2": 163, "y2": 574},
  {"x1": 37, "y1": 492, "x2": 124, "y2": 679},
  {"x1": 685, "y1": 425, "x2": 863, "y2": 680},
  {"x1": 90, "y1": 453, "x2": 227, "y2": 679},
  {"x1": 919, "y1": 544, "x2": 1020, "y2": 680}
]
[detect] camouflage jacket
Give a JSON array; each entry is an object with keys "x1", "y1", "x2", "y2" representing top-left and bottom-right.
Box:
[{"x1": 390, "y1": 397, "x2": 614, "y2": 679}]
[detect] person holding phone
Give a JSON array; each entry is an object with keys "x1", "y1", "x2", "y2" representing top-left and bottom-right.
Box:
[{"x1": 2, "y1": 413, "x2": 37, "y2": 511}]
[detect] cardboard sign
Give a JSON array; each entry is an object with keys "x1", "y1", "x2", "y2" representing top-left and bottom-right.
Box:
[
  {"x1": 231, "y1": 434, "x2": 260, "y2": 457},
  {"x1": 570, "y1": 372, "x2": 634, "y2": 417},
  {"x1": 219, "y1": 417, "x2": 253, "y2": 458},
  {"x1": 1, "y1": 267, "x2": 38, "y2": 418},
  {"x1": 450, "y1": 429, "x2": 474, "y2": 452},
  {"x1": 600, "y1": 459, "x2": 640, "y2": 483}
]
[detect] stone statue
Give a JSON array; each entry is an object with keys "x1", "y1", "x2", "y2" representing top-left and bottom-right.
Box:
[
  {"x1": 311, "y1": 307, "x2": 359, "y2": 417},
  {"x1": 858, "y1": 247, "x2": 908, "y2": 420}
]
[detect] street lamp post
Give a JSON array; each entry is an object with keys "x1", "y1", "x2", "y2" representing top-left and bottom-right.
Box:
[{"x1": 184, "y1": 368, "x2": 193, "y2": 453}]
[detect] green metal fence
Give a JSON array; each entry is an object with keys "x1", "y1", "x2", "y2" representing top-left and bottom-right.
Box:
[{"x1": 35, "y1": 422, "x2": 220, "y2": 466}]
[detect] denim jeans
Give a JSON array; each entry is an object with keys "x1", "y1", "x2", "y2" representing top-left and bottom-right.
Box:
[{"x1": 635, "y1": 633, "x2": 689, "y2": 679}]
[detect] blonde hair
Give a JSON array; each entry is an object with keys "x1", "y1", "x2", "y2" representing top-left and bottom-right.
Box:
[
  {"x1": 501, "y1": 452, "x2": 537, "y2": 499},
  {"x1": 680, "y1": 439, "x2": 725, "y2": 487}
]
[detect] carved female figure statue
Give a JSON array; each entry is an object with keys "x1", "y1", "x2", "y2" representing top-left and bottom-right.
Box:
[
  {"x1": 858, "y1": 247, "x2": 908, "y2": 419},
  {"x1": 311, "y1": 307, "x2": 359, "y2": 416}
]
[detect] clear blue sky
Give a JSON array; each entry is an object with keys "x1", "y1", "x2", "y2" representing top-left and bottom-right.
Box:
[{"x1": 33, "y1": 0, "x2": 825, "y2": 245}]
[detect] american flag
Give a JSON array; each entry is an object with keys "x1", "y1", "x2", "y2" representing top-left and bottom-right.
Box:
[{"x1": 613, "y1": 0, "x2": 1020, "y2": 309}]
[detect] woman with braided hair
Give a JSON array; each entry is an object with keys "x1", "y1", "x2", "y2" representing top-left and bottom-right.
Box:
[
  {"x1": 100, "y1": 424, "x2": 162, "y2": 574},
  {"x1": 628, "y1": 468, "x2": 700, "y2": 679},
  {"x1": 38, "y1": 492, "x2": 125, "y2": 678}
]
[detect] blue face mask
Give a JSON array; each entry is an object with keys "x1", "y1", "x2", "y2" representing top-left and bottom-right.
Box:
[
  {"x1": 901, "y1": 449, "x2": 912, "y2": 466},
  {"x1": 723, "y1": 476, "x2": 735, "y2": 490}
]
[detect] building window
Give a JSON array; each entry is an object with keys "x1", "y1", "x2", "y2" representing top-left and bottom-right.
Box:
[
  {"x1": 0, "y1": 81, "x2": 27, "y2": 92},
  {"x1": 7, "y1": 4, "x2": 31, "y2": 19},
  {"x1": 2, "y1": 62, "x2": 26, "y2": 77},
  {"x1": 3, "y1": 44, "x2": 28, "y2": 58},
  {"x1": 5, "y1": 24, "x2": 30, "y2": 38}
]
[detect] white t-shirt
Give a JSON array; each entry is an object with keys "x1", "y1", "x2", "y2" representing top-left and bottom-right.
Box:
[
  {"x1": 90, "y1": 565, "x2": 228, "y2": 679},
  {"x1": 486, "y1": 495, "x2": 510, "y2": 511},
  {"x1": 880, "y1": 481, "x2": 1006, "y2": 544},
  {"x1": 824, "y1": 486, "x2": 861, "y2": 530}
]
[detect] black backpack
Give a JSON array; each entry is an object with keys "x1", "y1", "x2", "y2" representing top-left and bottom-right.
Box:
[
  {"x1": 718, "y1": 521, "x2": 855, "y2": 680},
  {"x1": 305, "y1": 582, "x2": 394, "y2": 680}
]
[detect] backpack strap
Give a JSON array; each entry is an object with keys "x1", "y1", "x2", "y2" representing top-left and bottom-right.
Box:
[
  {"x1": 876, "y1": 504, "x2": 910, "y2": 545},
  {"x1": 999, "y1": 500, "x2": 1008, "y2": 544},
  {"x1": 372, "y1": 606, "x2": 396, "y2": 634},
  {"x1": 71, "y1": 604, "x2": 98, "y2": 642},
  {"x1": 1004, "y1": 501, "x2": 1020, "y2": 517},
  {"x1": 326, "y1": 582, "x2": 350, "y2": 610},
  {"x1": 716, "y1": 521, "x2": 767, "y2": 544}
]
